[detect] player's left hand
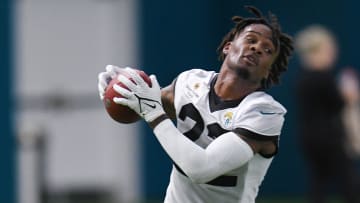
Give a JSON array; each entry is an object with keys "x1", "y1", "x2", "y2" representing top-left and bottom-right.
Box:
[
  {"x1": 98, "y1": 65, "x2": 125, "y2": 100},
  {"x1": 113, "y1": 67, "x2": 165, "y2": 122}
]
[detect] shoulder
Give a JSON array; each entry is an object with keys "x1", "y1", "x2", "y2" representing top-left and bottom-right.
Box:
[
  {"x1": 176, "y1": 68, "x2": 216, "y2": 84},
  {"x1": 174, "y1": 68, "x2": 216, "y2": 96},
  {"x1": 241, "y1": 91, "x2": 287, "y2": 115},
  {"x1": 234, "y1": 92, "x2": 287, "y2": 136},
  {"x1": 162, "y1": 68, "x2": 215, "y2": 119}
]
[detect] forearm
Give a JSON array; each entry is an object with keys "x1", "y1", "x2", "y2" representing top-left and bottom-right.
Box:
[{"x1": 151, "y1": 119, "x2": 254, "y2": 183}]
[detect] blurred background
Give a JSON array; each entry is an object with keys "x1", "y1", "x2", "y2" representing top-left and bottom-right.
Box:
[{"x1": 1, "y1": 0, "x2": 360, "y2": 203}]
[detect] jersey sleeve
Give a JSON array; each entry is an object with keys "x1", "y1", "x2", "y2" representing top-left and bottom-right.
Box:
[{"x1": 233, "y1": 93, "x2": 287, "y2": 137}]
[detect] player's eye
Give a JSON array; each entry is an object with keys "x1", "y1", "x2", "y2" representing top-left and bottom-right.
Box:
[
  {"x1": 264, "y1": 48, "x2": 273, "y2": 55},
  {"x1": 246, "y1": 37, "x2": 256, "y2": 44}
]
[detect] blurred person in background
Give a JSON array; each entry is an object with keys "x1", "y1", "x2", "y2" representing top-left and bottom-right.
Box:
[
  {"x1": 295, "y1": 25, "x2": 359, "y2": 203},
  {"x1": 339, "y1": 67, "x2": 360, "y2": 164},
  {"x1": 98, "y1": 6, "x2": 293, "y2": 203}
]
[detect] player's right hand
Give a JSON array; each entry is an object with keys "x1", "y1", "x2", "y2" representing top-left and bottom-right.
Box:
[
  {"x1": 97, "y1": 65, "x2": 124, "y2": 100},
  {"x1": 113, "y1": 67, "x2": 165, "y2": 123}
]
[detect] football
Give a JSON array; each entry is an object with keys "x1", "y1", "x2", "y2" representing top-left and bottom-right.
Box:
[{"x1": 103, "y1": 69, "x2": 152, "y2": 123}]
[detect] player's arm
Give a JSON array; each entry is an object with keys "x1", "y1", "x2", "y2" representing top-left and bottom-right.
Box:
[
  {"x1": 150, "y1": 120, "x2": 254, "y2": 183},
  {"x1": 161, "y1": 80, "x2": 176, "y2": 120},
  {"x1": 147, "y1": 121, "x2": 276, "y2": 184}
]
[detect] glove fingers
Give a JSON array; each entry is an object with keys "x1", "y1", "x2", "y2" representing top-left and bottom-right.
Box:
[
  {"x1": 99, "y1": 92, "x2": 104, "y2": 100},
  {"x1": 113, "y1": 97, "x2": 130, "y2": 106},
  {"x1": 98, "y1": 72, "x2": 112, "y2": 100},
  {"x1": 99, "y1": 72, "x2": 113, "y2": 85},
  {"x1": 113, "y1": 83, "x2": 133, "y2": 98},
  {"x1": 117, "y1": 75, "x2": 137, "y2": 90},
  {"x1": 105, "y1": 65, "x2": 114, "y2": 72},
  {"x1": 105, "y1": 65, "x2": 119, "y2": 73},
  {"x1": 125, "y1": 68, "x2": 148, "y2": 87},
  {"x1": 106, "y1": 65, "x2": 124, "y2": 78},
  {"x1": 149, "y1": 75, "x2": 161, "y2": 89},
  {"x1": 98, "y1": 83, "x2": 105, "y2": 98},
  {"x1": 113, "y1": 65, "x2": 125, "y2": 73},
  {"x1": 97, "y1": 75, "x2": 106, "y2": 90}
]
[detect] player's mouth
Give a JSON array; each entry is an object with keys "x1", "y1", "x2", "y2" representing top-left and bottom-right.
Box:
[{"x1": 242, "y1": 54, "x2": 258, "y2": 66}]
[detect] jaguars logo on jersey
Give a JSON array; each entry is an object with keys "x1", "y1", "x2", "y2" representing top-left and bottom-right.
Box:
[{"x1": 223, "y1": 112, "x2": 233, "y2": 127}]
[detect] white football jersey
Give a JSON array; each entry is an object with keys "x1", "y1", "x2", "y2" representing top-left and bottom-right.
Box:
[{"x1": 163, "y1": 69, "x2": 286, "y2": 203}]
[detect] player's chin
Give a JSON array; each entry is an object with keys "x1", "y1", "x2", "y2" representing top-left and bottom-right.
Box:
[{"x1": 235, "y1": 68, "x2": 250, "y2": 79}]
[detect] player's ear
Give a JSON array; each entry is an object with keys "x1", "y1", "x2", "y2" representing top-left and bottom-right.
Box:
[{"x1": 223, "y1": 42, "x2": 232, "y2": 54}]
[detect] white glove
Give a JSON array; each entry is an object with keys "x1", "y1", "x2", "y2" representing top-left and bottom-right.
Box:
[
  {"x1": 113, "y1": 67, "x2": 165, "y2": 122},
  {"x1": 97, "y1": 65, "x2": 124, "y2": 100}
]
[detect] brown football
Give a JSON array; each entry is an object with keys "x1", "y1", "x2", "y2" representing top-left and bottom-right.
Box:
[{"x1": 103, "y1": 69, "x2": 152, "y2": 123}]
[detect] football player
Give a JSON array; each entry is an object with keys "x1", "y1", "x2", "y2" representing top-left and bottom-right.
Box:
[{"x1": 98, "y1": 6, "x2": 293, "y2": 203}]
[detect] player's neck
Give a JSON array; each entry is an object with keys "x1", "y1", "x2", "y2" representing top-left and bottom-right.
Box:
[{"x1": 215, "y1": 70, "x2": 260, "y2": 100}]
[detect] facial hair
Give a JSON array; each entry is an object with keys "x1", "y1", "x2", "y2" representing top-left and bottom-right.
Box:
[{"x1": 235, "y1": 68, "x2": 250, "y2": 80}]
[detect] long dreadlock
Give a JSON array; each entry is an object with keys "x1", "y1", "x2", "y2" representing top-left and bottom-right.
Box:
[{"x1": 217, "y1": 6, "x2": 294, "y2": 89}]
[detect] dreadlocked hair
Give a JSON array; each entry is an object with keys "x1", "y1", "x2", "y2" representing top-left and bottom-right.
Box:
[{"x1": 217, "y1": 6, "x2": 294, "y2": 89}]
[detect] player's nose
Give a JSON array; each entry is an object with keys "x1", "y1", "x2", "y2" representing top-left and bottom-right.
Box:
[{"x1": 250, "y1": 44, "x2": 262, "y2": 55}]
